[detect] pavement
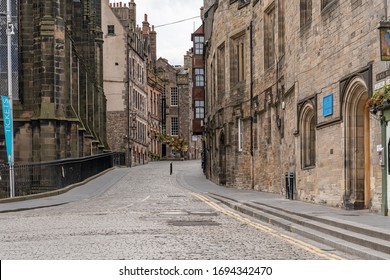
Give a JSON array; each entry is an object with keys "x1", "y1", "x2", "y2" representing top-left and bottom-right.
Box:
[
  {"x1": 1, "y1": 160, "x2": 389, "y2": 231},
  {"x1": 0, "y1": 167, "x2": 130, "y2": 213}
]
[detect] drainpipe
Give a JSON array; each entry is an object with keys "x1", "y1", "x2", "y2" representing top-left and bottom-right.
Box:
[
  {"x1": 382, "y1": 113, "x2": 388, "y2": 216},
  {"x1": 249, "y1": 21, "x2": 255, "y2": 190},
  {"x1": 126, "y1": 35, "x2": 131, "y2": 167},
  {"x1": 381, "y1": 0, "x2": 389, "y2": 215}
]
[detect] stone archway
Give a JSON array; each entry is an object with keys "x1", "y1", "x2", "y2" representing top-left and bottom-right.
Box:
[
  {"x1": 344, "y1": 77, "x2": 370, "y2": 209},
  {"x1": 219, "y1": 131, "x2": 227, "y2": 185}
]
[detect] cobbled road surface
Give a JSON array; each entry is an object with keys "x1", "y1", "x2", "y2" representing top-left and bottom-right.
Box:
[{"x1": 0, "y1": 161, "x2": 349, "y2": 260}]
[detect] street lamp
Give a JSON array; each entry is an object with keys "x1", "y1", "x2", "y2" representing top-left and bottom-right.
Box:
[{"x1": 1, "y1": 0, "x2": 15, "y2": 198}]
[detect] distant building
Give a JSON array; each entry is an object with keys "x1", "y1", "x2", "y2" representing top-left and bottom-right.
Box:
[
  {"x1": 102, "y1": 0, "x2": 161, "y2": 166},
  {"x1": 0, "y1": 0, "x2": 107, "y2": 163},
  {"x1": 156, "y1": 58, "x2": 192, "y2": 159},
  {"x1": 191, "y1": 23, "x2": 205, "y2": 161},
  {"x1": 147, "y1": 67, "x2": 164, "y2": 160}
]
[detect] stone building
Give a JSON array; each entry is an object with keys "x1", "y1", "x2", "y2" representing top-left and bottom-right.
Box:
[
  {"x1": 147, "y1": 63, "x2": 164, "y2": 160},
  {"x1": 204, "y1": 0, "x2": 389, "y2": 215},
  {"x1": 102, "y1": 0, "x2": 161, "y2": 166},
  {"x1": 0, "y1": 0, "x2": 108, "y2": 163},
  {"x1": 156, "y1": 57, "x2": 192, "y2": 159},
  {"x1": 191, "y1": 23, "x2": 206, "y2": 161}
]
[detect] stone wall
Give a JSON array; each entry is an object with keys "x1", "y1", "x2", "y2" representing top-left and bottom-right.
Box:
[
  {"x1": 0, "y1": 0, "x2": 108, "y2": 164},
  {"x1": 205, "y1": 0, "x2": 385, "y2": 212}
]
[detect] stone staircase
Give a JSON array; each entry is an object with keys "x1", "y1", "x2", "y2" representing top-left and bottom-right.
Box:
[{"x1": 207, "y1": 192, "x2": 390, "y2": 260}]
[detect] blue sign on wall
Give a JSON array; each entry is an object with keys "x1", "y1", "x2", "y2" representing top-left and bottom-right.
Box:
[{"x1": 323, "y1": 94, "x2": 333, "y2": 117}]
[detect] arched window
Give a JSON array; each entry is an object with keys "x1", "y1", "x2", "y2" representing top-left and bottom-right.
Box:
[{"x1": 301, "y1": 105, "x2": 316, "y2": 168}]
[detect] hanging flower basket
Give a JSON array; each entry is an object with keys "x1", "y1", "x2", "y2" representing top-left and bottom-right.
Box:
[{"x1": 368, "y1": 84, "x2": 390, "y2": 108}]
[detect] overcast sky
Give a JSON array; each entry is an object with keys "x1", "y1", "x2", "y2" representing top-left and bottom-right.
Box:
[{"x1": 110, "y1": 0, "x2": 203, "y2": 66}]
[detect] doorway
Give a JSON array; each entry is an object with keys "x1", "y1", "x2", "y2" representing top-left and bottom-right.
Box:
[
  {"x1": 219, "y1": 132, "x2": 226, "y2": 185},
  {"x1": 344, "y1": 78, "x2": 370, "y2": 209}
]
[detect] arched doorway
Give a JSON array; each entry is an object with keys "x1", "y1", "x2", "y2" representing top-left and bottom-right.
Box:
[
  {"x1": 344, "y1": 77, "x2": 370, "y2": 209},
  {"x1": 219, "y1": 132, "x2": 226, "y2": 185}
]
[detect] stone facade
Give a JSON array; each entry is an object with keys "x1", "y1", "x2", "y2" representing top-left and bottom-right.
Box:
[
  {"x1": 156, "y1": 58, "x2": 192, "y2": 159},
  {"x1": 0, "y1": 0, "x2": 107, "y2": 164},
  {"x1": 191, "y1": 24, "x2": 206, "y2": 162},
  {"x1": 204, "y1": 0, "x2": 387, "y2": 214},
  {"x1": 147, "y1": 68, "x2": 163, "y2": 160},
  {"x1": 103, "y1": 0, "x2": 161, "y2": 166}
]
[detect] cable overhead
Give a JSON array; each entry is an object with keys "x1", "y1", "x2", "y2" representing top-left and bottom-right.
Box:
[{"x1": 155, "y1": 16, "x2": 200, "y2": 28}]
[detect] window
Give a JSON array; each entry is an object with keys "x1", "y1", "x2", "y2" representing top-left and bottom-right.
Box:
[
  {"x1": 171, "y1": 117, "x2": 178, "y2": 136},
  {"x1": 321, "y1": 0, "x2": 335, "y2": 9},
  {"x1": 217, "y1": 44, "x2": 225, "y2": 94},
  {"x1": 264, "y1": 3, "x2": 275, "y2": 69},
  {"x1": 239, "y1": 0, "x2": 250, "y2": 8},
  {"x1": 278, "y1": 0, "x2": 285, "y2": 56},
  {"x1": 194, "y1": 68, "x2": 205, "y2": 87},
  {"x1": 300, "y1": 1, "x2": 312, "y2": 27},
  {"x1": 195, "y1": 100, "x2": 205, "y2": 119},
  {"x1": 194, "y1": 36, "x2": 204, "y2": 55},
  {"x1": 301, "y1": 105, "x2": 316, "y2": 168},
  {"x1": 238, "y1": 118, "x2": 243, "y2": 151},
  {"x1": 230, "y1": 33, "x2": 246, "y2": 85},
  {"x1": 107, "y1": 25, "x2": 115, "y2": 35},
  {"x1": 170, "y1": 87, "x2": 178, "y2": 106}
]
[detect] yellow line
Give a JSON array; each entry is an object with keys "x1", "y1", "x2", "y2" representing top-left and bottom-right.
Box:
[{"x1": 191, "y1": 192, "x2": 344, "y2": 260}]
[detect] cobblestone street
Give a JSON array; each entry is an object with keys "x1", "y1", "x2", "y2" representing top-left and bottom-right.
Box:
[{"x1": 0, "y1": 161, "x2": 349, "y2": 260}]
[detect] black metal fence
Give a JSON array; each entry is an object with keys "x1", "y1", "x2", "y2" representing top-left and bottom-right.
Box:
[{"x1": 0, "y1": 152, "x2": 125, "y2": 199}]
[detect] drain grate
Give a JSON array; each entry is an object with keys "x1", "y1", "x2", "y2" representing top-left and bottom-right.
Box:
[{"x1": 167, "y1": 220, "x2": 221, "y2": 226}]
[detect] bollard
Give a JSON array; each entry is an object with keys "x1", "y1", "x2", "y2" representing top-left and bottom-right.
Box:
[{"x1": 170, "y1": 162, "x2": 173, "y2": 175}]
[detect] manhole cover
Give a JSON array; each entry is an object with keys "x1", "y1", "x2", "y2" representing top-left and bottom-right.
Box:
[{"x1": 168, "y1": 220, "x2": 221, "y2": 226}]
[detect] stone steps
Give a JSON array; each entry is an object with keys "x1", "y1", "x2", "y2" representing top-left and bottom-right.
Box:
[{"x1": 207, "y1": 192, "x2": 390, "y2": 260}]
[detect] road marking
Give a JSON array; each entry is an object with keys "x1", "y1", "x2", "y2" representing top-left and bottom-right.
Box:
[
  {"x1": 141, "y1": 195, "x2": 150, "y2": 202},
  {"x1": 191, "y1": 192, "x2": 344, "y2": 260}
]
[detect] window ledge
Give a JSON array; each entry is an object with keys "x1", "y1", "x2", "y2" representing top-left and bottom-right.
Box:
[{"x1": 302, "y1": 165, "x2": 316, "y2": 170}]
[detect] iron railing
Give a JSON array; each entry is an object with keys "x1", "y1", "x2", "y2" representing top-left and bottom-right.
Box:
[{"x1": 0, "y1": 152, "x2": 125, "y2": 199}]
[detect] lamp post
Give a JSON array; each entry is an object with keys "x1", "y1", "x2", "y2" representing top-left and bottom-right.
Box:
[{"x1": 1, "y1": 0, "x2": 15, "y2": 198}]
